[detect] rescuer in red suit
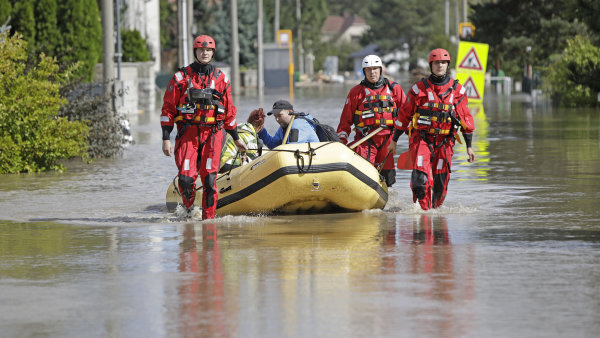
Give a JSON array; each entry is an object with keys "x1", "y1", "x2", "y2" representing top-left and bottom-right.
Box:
[
  {"x1": 388, "y1": 48, "x2": 476, "y2": 210},
  {"x1": 336, "y1": 54, "x2": 407, "y2": 187},
  {"x1": 161, "y1": 35, "x2": 247, "y2": 219}
]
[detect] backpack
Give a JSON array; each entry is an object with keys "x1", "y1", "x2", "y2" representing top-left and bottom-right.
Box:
[
  {"x1": 295, "y1": 114, "x2": 341, "y2": 142},
  {"x1": 312, "y1": 117, "x2": 342, "y2": 142}
]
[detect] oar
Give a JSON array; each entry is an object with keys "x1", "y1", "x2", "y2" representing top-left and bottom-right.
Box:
[
  {"x1": 396, "y1": 150, "x2": 414, "y2": 170},
  {"x1": 282, "y1": 115, "x2": 296, "y2": 145},
  {"x1": 348, "y1": 126, "x2": 384, "y2": 150}
]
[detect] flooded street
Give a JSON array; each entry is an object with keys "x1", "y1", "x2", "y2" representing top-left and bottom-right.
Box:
[{"x1": 1, "y1": 85, "x2": 599, "y2": 337}]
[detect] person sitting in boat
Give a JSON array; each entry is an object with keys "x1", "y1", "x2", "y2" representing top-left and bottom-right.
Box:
[
  {"x1": 219, "y1": 114, "x2": 263, "y2": 173},
  {"x1": 251, "y1": 99, "x2": 320, "y2": 149}
]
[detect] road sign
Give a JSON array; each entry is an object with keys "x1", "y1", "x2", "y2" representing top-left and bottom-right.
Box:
[
  {"x1": 456, "y1": 73, "x2": 485, "y2": 102},
  {"x1": 459, "y1": 22, "x2": 475, "y2": 40},
  {"x1": 456, "y1": 41, "x2": 489, "y2": 102},
  {"x1": 458, "y1": 47, "x2": 483, "y2": 71},
  {"x1": 277, "y1": 29, "x2": 292, "y2": 48},
  {"x1": 456, "y1": 42, "x2": 488, "y2": 73}
]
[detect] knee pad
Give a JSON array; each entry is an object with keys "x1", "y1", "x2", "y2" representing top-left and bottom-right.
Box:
[
  {"x1": 203, "y1": 172, "x2": 218, "y2": 207},
  {"x1": 381, "y1": 169, "x2": 396, "y2": 187},
  {"x1": 178, "y1": 175, "x2": 195, "y2": 200},
  {"x1": 432, "y1": 173, "x2": 448, "y2": 199},
  {"x1": 411, "y1": 170, "x2": 427, "y2": 200}
]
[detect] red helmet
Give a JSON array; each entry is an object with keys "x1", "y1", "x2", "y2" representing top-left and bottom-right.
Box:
[
  {"x1": 429, "y1": 48, "x2": 451, "y2": 63},
  {"x1": 194, "y1": 35, "x2": 216, "y2": 50}
]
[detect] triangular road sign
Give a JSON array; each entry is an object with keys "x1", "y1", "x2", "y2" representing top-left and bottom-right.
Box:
[
  {"x1": 458, "y1": 47, "x2": 483, "y2": 71},
  {"x1": 462, "y1": 76, "x2": 481, "y2": 100}
]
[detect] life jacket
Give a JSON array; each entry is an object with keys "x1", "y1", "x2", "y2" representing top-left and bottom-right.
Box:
[
  {"x1": 353, "y1": 82, "x2": 399, "y2": 130},
  {"x1": 220, "y1": 123, "x2": 260, "y2": 168},
  {"x1": 173, "y1": 65, "x2": 229, "y2": 127},
  {"x1": 410, "y1": 78, "x2": 466, "y2": 137}
]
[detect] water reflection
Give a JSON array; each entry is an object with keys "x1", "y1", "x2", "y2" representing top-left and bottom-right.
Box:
[
  {"x1": 380, "y1": 214, "x2": 475, "y2": 337},
  {"x1": 177, "y1": 223, "x2": 228, "y2": 337},
  {"x1": 169, "y1": 214, "x2": 479, "y2": 337}
]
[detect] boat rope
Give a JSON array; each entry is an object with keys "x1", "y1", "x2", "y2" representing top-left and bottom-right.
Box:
[
  {"x1": 376, "y1": 149, "x2": 394, "y2": 173},
  {"x1": 215, "y1": 141, "x2": 335, "y2": 183}
]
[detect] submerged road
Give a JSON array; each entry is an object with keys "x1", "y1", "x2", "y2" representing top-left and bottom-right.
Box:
[{"x1": 1, "y1": 86, "x2": 599, "y2": 337}]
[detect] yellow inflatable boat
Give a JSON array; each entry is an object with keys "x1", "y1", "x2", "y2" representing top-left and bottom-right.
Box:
[{"x1": 165, "y1": 141, "x2": 388, "y2": 215}]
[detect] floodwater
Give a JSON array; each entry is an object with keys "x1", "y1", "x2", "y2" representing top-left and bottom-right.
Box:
[{"x1": 1, "y1": 84, "x2": 599, "y2": 338}]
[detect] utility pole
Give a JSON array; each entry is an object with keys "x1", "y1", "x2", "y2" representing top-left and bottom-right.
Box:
[
  {"x1": 445, "y1": 0, "x2": 449, "y2": 36},
  {"x1": 178, "y1": 0, "x2": 189, "y2": 66},
  {"x1": 274, "y1": 0, "x2": 279, "y2": 41},
  {"x1": 187, "y1": 0, "x2": 194, "y2": 64},
  {"x1": 115, "y1": 0, "x2": 122, "y2": 80},
  {"x1": 296, "y1": 0, "x2": 303, "y2": 75},
  {"x1": 231, "y1": 0, "x2": 240, "y2": 104},
  {"x1": 101, "y1": 0, "x2": 114, "y2": 97},
  {"x1": 455, "y1": 0, "x2": 460, "y2": 42},
  {"x1": 257, "y1": 0, "x2": 264, "y2": 105}
]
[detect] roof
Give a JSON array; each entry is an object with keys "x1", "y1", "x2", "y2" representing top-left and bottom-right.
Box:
[
  {"x1": 349, "y1": 43, "x2": 379, "y2": 59},
  {"x1": 321, "y1": 14, "x2": 367, "y2": 36}
]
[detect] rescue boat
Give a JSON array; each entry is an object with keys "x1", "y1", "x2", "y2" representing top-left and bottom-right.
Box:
[{"x1": 165, "y1": 141, "x2": 388, "y2": 215}]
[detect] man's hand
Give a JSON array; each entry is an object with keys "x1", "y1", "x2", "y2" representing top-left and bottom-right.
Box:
[
  {"x1": 386, "y1": 141, "x2": 397, "y2": 154},
  {"x1": 162, "y1": 140, "x2": 172, "y2": 156},
  {"x1": 466, "y1": 147, "x2": 476, "y2": 163},
  {"x1": 234, "y1": 139, "x2": 248, "y2": 162},
  {"x1": 234, "y1": 139, "x2": 248, "y2": 153},
  {"x1": 247, "y1": 108, "x2": 265, "y2": 132}
]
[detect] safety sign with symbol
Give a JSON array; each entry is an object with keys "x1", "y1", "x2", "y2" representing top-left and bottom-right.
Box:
[
  {"x1": 458, "y1": 47, "x2": 483, "y2": 71},
  {"x1": 455, "y1": 42, "x2": 489, "y2": 102}
]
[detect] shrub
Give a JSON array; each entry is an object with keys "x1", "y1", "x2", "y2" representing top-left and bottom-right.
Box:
[
  {"x1": 121, "y1": 29, "x2": 151, "y2": 62},
  {"x1": 59, "y1": 81, "x2": 131, "y2": 159},
  {"x1": 0, "y1": 33, "x2": 89, "y2": 173},
  {"x1": 545, "y1": 35, "x2": 600, "y2": 107}
]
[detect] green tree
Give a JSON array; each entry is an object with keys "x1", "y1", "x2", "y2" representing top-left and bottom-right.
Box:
[
  {"x1": 363, "y1": 0, "x2": 450, "y2": 68},
  {"x1": 160, "y1": 0, "x2": 177, "y2": 51},
  {"x1": 57, "y1": 0, "x2": 102, "y2": 81},
  {"x1": 0, "y1": 33, "x2": 89, "y2": 173},
  {"x1": 121, "y1": 29, "x2": 150, "y2": 62},
  {"x1": 545, "y1": 35, "x2": 600, "y2": 107},
  {"x1": 10, "y1": 0, "x2": 35, "y2": 47},
  {"x1": 575, "y1": 0, "x2": 600, "y2": 40},
  {"x1": 471, "y1": 0, "x2": 588, "y2": 78},
  {"x1": 325, "y1": 0, "x2": 370, "y2": 17},
  {"x1": 0, "y1": 0, "x2": 11, "y2": 24},
  {"x1": 265, "y1": 0, "x2": 328, "y2": 71},
  {"x1": 34, "y1": 0, "x2": 60, "y2": 56},
  {"x1": 207, "y1": 0, "x2": 257, "y2": 67}
]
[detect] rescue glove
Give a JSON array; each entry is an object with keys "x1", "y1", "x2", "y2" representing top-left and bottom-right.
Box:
[{"x1": 247, "y1": 108, "x2": 265, "y2": 132}]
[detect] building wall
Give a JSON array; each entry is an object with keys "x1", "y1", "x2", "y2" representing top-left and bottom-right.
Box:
[{"x1": 122, "y1": 0, "x2": 161, "y2": 72}]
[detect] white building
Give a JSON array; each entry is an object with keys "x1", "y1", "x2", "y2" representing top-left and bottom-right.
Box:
[{"x1": 121, "y1": 0, "x2": 161, "y2": 72}]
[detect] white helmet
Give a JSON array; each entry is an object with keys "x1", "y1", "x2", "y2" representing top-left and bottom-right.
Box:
[{"x1": 362, "y1": 55, "x2": 382, "y2": 69}]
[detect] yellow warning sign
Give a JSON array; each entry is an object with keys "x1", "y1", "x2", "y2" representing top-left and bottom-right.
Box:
[
  {"x1": 456, "y1": 73, "x2": 485, "y2": 103},
  {"x1": 456, "y1": 42, "x2": 488, "y2": 73},
  {"x1": 456, "y1": 41, "x2": 489, "y2": 102},
  {"x1": 459, "y1": 47, "x2": 483, "y2": 71}
]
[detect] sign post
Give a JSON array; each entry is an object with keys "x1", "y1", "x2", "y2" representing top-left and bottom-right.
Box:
[{"x1": 277, "y1": 29, "x2": 294, "y2": 103}]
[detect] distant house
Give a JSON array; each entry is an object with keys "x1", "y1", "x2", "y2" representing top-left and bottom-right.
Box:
[
  {"x1": 321, "y1": 14, "x2": 369, "y2": 44},
  {"x1": 349, "y1": 44, "x2": 379, "y2": 79},
  {"x1": 349, "y1": 43, "x2": 411, "y2": 79}
]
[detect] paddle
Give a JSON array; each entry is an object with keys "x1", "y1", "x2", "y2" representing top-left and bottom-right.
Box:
[
  {"x1": 281, "y1": 114, "x2": 296, "y2": 145},
  {"x1": 396, "y1": 150, "x2": 414, "y2": 170},
  {"x1": 348, "y1": 126, "x2": 384, "y2": 150}
]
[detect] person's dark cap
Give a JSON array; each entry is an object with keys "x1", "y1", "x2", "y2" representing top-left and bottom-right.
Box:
[{"x1": 267, "y1": 99, "x2": 294, "y2": 116}]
